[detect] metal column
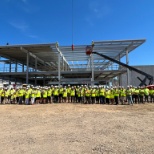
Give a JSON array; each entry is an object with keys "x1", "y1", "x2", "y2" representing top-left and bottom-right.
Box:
[
  {"x1": 9, "y1": 61, "x2": 11, "y2": 72},
  {"x1": 35, "y1": 58, "x2": 37, "y2": 72},
  {"x1": 26, "y1": 52, "x2": 29, "y2": 84},
  {"x1": 126, "y1": 49, "x2": 130, "y2": 85},
  {"x1": 118, "y1": 54, "x2": 121, "y2": 86},
  {"x1": 58, "y1": 54, "x2": 61, "y2": 86},
  {"x1": 91, "y1": 54, "x2": 94, "y2": 86},
  {"x1": 35, "y1": 58, "x2": 37, "y2": 86},
  {"x1": 15, "y1": 61, "x2": 17, "y2": 72},
  {"x1": 22, "y1": 64, "x2": 24, "y2": 72}
]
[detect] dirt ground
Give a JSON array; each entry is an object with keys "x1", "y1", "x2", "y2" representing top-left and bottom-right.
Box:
[{"x1": 0, "y1": 103, "x2": 154, "y2": 154}]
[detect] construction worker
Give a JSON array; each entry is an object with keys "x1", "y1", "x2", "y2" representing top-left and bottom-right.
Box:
[
  {"x1": 144, "y1": 86, "x2": 149, "y2": 103},
  {"x1": 114, "y1": 87, "x2": 120, "y2": 105},
  {"x1": 149, "y1": 87, "x2": 154, "y2": 103},
  {"x1": 25, "y1": 88, "x2": 31, "y2": 105},
  {"x1": 139, "y1": 87, "x2": 144, "y2": 103},
  {"x1": 91, "y1": 87, "x2": 96, "y2": 104},
  {"x1": 59, "y1": 86, "x2": 63, "y2": 103},
  {"x1": 31, "y1": 87, "x2": 37, "y2": 105},
  {"x1": 70, "y1": 87, "x2": 75, "y2": 103},
  {"x1": 35, "y1": 87, "x2": 41, "y2": 104},
  {"x1": 134, "y1": 87, "x2": 139, "y2": 104},
  {"x1": 110, "y1": 88, "x2": 115, "y2": 105},
  {"x1": 80, "y1": 87, "x2": 85, "y2": 103},
  {"x1": 105, "y1": 88, "x2": 110, "y2": 104},
  {"x1": 119, "y1": 87, "x2": 126, "y2": 105},
  {"x1": 126, "y1": 86, "x2": 133, "y2": 105},
  {"x1": 3, "y1": 88, "x2": 9, "y2": 104},
  {"x1": 53, "y1": 86, "x2": 59, "y2": 103},
  {"x1": 95, "y1": 87, "x2": 100, "y2": 104},
  {"x1": 47, "y1": 87, "x2": 52, "y2": 103},
  {"x1": 0, "y1": 87, "x2": 3, "y2": 104},
  {"x1": 10, "y1": 87, "x2": 16, "y2": 104},
  {"x1": 63, "y1": 88, "x2": 67, "y2": 103},
  {"x1": 85, "y1": 87, "x2": 91, "y2": 104},
  {"x1": 99, "y1": 86, "x2": 105, "y2": 104},
  {"x1": 67, "y1": 85, "x2": 71, "y2": 103}
]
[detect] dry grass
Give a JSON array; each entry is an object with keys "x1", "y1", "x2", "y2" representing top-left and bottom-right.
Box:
[{"x1": 0, "y1": 103, "x2": 154, "y2": 154}]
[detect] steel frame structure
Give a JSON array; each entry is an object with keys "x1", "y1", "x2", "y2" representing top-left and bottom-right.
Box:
[{"x1": 0, "y1": 39, "x2": 145, "y2": 85}]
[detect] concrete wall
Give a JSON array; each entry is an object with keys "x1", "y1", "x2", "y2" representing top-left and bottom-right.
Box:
[{"x1": 121, "y1": 65, "x2": 154, "y2": 87}]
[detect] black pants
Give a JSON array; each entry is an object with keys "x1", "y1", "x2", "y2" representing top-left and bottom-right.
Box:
[
  {"x1": 100, "y1": 96, "x2": 105, "y2": 104},
  {"x1": 114, "y1": 96, "x2": 119, "y2": 105},
  {"x1": 139, "y1": 95, "x2": 144, "y2": 103},
  {"x1": 19, "y1": 96, "x2": 23, "y2": 104},
  {"x1": 145, "y1": 95, "x2": 149, "y2": 102}
]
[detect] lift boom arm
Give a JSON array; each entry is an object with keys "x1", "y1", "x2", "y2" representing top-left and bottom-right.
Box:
[{"x1": 92, "y1": 51, "x2": 153, "y2": 86}]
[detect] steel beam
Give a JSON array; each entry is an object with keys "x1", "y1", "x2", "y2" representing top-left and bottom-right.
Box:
[{"x1": 26, "y1": 52, "x2": 29, "y2": 84}]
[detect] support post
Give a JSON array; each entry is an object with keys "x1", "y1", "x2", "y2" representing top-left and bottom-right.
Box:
[
  {"x1": 35, "y1": 57, "x2": 37, "y2": 72},
  {"x1": 26, "y1": 52, "x2": 29, "y2": 84},
  {"x1": 118, "y1": 54, "x2": 121, "y2": 86},
  {"x1": 9, "y1": 61, "x2": 11, "y2": 72},
  {"x1": 91, "y1": 54, "x2": 94, "y2": 86},
  {"x1": 126, "y1": 48, "x2": 130, "y2": 85},
  {"x1": 58, "y1": 54, "x2": 61, "y2": 86},
  {"x1": 15, "y1": 61, "x2": 17, "y2": 72},
  {"x1": 43, "y1": 75, "x2": 45, "y2": 86},
  {"x1": 22, "y1": 64, "x2": 24, "y2": 72}
]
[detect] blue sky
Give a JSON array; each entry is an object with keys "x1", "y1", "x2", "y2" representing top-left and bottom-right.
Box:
[{"x1": 0, "y1": 0, "x2": 154, "y2": 65}]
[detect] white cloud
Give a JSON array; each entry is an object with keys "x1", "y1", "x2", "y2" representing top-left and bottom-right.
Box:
[
  {"x1": 26, "y1": 34, "x2": 38, "y2": 39},
  {"x1": 9, "y1": 20, "x2": 29, "y2": 32},
  {"x1": 89, "y1": 0, "x2": 111, "y2": 19}
]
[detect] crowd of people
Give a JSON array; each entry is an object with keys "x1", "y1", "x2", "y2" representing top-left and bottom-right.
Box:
[{"x1": 0, "y1": 84, "x2": 153, "y2": 105}]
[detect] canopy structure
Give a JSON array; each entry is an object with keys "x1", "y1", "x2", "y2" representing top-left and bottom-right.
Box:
[{"x1": 0, "y1": 39, "x2": 145, "y2": 85}]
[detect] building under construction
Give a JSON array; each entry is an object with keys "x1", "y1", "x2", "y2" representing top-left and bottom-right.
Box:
[{"x1": 0, "y1": 39, "x2": 152, "y2": 86}]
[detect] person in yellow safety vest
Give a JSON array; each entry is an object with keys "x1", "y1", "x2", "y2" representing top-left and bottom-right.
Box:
[
  {"x1": 133, "y1": 87, "x2": 139, "y2": 104},
  {"x1": 42, "y1": 88, "x2": 47, "y2": 104},
  {"x1": 50, "y1": 86, "x2": 54, "y2": 103},
  {"x1": 63, "y1": 88, "x2": 67, "y2": 103},
  {"x1": 31, "y1": 87, "x2": 37, "y2": 105},
  {"x1": 91, "y1": 87, "x2": 96, "y2": 104},
  {"x1": 1, "y1": 88, "x2": 5, "y2": 104},
  {"x1": 95, "y1": 87, "x2": 100, "y2": 104},
  {"x1": 105, "y1": 88, "x2": 110, "y2": 104},
  {"x1": 3, "y1": 88, "x2": 9, "y2": 104},
  {"x1": 139, "y1": 87, "x2": 144, "y2": 103},
  {"x1": 25, "y1": 88, "x2": 31, "y2": 105},
  {"x1": 47, "y1": 87, "x2": 52, "y2": 103},
  {"x1": 0, "y1": 87, "x2": 3, "y2": 104},
  {"x1": 67, "y1": 85, "x2": 71, "y2": 103},
  {"x1": 35, "y1": 87, "x2": 41, "y2": 104},
  {"x1": 149, "y1": 87, "x2": 154, "y2": 103},
  {"x1": 7, "y1": 88, "x2": 11, "y2": 104},
  {"x1": 59, "y1": 86, "x2": 63, "y2": 103},
  {"x1": 77, "y1": 87, "x2": 82, "y2": 103},
  {"x1": 70, "y1": 87, "x2": 75, "y2": 103},
  {"x1": 28, "y1": 87, "x2": 32, "y2": 104},
  {"x1": 131, "y1": 86, "x2": 136, "y2": 103},
  {"x1": 18, "y1": 87, "x2": 25, "y2": 105},
  {"x1": 126, "y1": 86, "x2": 133, "y2": 105},
  {"x1": 80, "y1": 87, "x2": 85, "y2": 103},
  {"x1": 144, "y1": 86, "x2": 149, "y2": 103},
  {"x1": 10, "y1": 87, "x2": 16, "y2": 104},
  {"x1": 85, "y1": 87, "x2": 91, "y2": 104},
  {"x1": 110, "y1": 88, "x2": 115, "y2": 105},
  {"x1": 114, "y1": 87, "x2": 119, "y2": 105},
  {"x1": 119, "y1": 87, "x2": 126, "y2": 105},
  {"x1": 99, "y1": 86, "x2": 105, "y2": 104},
  {"x1": 76, "y1": 86, "x2": 80, "y2": 103},
  {"x1": 53, "y1": 86, "x2": 59, "y2": 103}
]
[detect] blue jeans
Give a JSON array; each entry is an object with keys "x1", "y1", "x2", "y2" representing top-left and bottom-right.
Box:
[{"x1": 127, "y1": 95, "x2": 133, "y2": 104}]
